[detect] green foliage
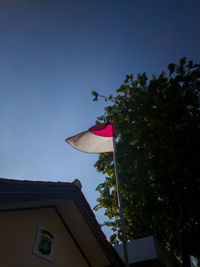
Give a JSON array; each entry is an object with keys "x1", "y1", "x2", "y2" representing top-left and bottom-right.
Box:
[{"x1": 93, "y1": 58, "x2": 200, "y2": 265}]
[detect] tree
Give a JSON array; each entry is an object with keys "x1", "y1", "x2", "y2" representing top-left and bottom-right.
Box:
[{"x1": 92, "y1": 58, "x2": 200, "y2": 267}]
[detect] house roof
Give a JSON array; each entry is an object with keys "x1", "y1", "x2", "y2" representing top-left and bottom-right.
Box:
[{"x1": 0, "y1": 177, "x2": 123, "y2": 267}]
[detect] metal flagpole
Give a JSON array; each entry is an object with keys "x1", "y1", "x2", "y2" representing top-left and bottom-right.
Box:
[{"x1": 112, "y1": 135, "x2": 129, "y2": 267}]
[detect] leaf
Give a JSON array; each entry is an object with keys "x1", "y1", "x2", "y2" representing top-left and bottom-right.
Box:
[{"x1": 92, "y1": 90, "x2": 99, "y2": 101}]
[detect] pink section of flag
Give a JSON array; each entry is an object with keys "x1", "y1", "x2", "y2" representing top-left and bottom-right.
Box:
[
  {"x1": 65, "y1": 122, "x2": 114, "y2": 153},
  {"x1": 88, "y1": 122, "x2": 115, "y2": 137}
]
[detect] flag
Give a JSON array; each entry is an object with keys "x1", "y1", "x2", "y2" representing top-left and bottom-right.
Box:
[
  {"x1": 66, "y1": 121, "x2": 129, "y2": 265},
  {"x1": 65, "y1": 122, "x2": 115, "y2": 153}
]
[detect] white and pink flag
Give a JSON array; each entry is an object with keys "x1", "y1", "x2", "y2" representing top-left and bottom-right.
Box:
[{"x1": 65, "y1": 122, "x2": 115, "y2": 153}]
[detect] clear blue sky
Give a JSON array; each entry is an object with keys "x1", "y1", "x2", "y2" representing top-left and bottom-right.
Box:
[{"x1": 0, "y1": 0, "x2": 200, "y2": 238}]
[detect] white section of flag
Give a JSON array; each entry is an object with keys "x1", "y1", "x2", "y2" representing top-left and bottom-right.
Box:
[{"x1": 66, "y1": 131, "x2": 114, "y2": 153}]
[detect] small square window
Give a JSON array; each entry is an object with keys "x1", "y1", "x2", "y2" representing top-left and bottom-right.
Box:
[{"x1": 33, "y1": 226, "x2": 56, "y2": 262}]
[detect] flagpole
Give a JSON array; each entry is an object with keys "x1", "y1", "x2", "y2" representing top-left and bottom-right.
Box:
[{"x1": 112, "y1": 136, "x2": 129, "y2": 267}]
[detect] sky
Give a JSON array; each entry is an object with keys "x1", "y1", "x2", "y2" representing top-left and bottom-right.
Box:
[{"x1": 0, "y1": 0, "x2": 200, "y2": 239}]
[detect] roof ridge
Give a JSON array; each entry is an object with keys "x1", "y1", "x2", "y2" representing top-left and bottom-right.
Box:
[{"x1": 0, "y1": 177, "x2": 77, "y2": 187}]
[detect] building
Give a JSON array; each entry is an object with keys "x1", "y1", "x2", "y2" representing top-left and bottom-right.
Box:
[
  {"x1": 0, "y1": 178, "x2": 123, "y2": 267},
  {"x1": 115, "y1": 236, "x2": 181, "y2": 267}
]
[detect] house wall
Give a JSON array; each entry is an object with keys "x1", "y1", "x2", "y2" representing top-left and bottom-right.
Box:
[
  {"x1": 0, "y1": 207, "x2": 89, "y2": 267},
  {"x1": 58, "y1": 199, "x2": 112, "y2": 267}
]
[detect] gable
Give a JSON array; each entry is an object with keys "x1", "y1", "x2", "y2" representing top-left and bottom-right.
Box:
[
  {"x1": 0, "y1": 178, "x2": 123, "y2": 267},
  {"x1": 0, "y1": 207, "x2": 89, "y2": 267}
]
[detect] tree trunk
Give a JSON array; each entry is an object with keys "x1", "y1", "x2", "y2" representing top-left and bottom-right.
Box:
[
  {"x1": 180, "y1": 232, "x2": 191, "y2": 267},
  {"x1": 182, "y1": 253, "x2": 191, "y2": 267}
]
